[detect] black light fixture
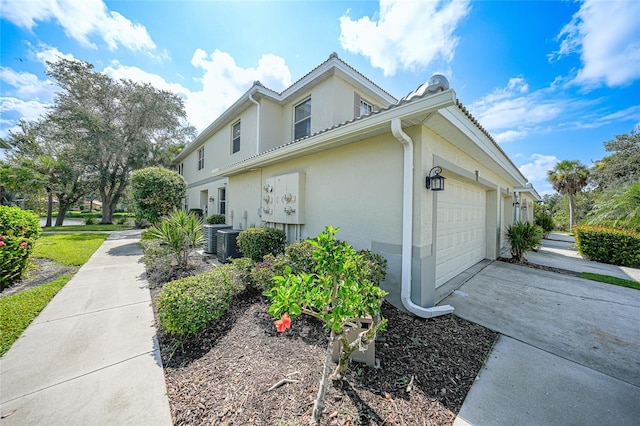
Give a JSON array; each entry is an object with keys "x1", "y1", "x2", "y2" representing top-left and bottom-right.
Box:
[
  {"x1": 513, "y1": 198, "x2": 520, "y2": 208},
  {"x1": 425, "y1": 166, "x2": 446, "y2": 191}
]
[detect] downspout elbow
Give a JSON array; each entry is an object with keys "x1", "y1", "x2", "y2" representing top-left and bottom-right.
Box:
[
  {"x1": 248, "y1": 93, "x2": 260, "y2": 155},
  {"x1": 391, "y1": 118, "x2": 454, "y2": 319}
]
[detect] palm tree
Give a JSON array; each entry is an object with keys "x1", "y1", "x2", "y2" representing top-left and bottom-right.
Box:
[{"x1": 547, "y1": 160, "x2": 589, "y2": 229}]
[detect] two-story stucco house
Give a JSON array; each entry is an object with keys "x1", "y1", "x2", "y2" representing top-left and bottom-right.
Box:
[{"x1": 174, "y1": 53, "x2": 540, "y2": 316}]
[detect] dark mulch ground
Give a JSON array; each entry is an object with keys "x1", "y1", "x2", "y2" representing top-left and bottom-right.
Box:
[{"x1": 153, "y1": 274, "x2": 498, "y2": 425}]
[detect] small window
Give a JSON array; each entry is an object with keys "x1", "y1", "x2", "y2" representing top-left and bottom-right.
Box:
[
  {"x1": 197, "y1": 147, "x2": 204, "y2": 170},
  {"x1": 360, "y1": 99, "x2": 373, "y2": 116},
  {"x1": 294, "y1": 98, "x2": 311, "y2": 140},
  {"x1": 232, "y1": 121, "x2": 241, "y2": 153},
  {"x1": 177, "y1": 163, "x2": 184, "y2": 175},
  {"x1": 218, "y1": 187, "x2": 226, "y2": 215}
]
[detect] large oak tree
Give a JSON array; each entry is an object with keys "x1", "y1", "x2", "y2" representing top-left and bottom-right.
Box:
[{"x1": 46, "y1": 59, "x2": 194, "y2": 224}]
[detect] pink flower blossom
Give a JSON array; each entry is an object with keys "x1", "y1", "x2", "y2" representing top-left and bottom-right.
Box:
[
  {"x1": 274, "y1": 313, "x2": 292, "y2": 332},
  {"x1": 0, "y1": 241, "x2": 5, "y2": 247},
  {"x1": 20, "y1": 242, "x2": 28, "y2": 248}
]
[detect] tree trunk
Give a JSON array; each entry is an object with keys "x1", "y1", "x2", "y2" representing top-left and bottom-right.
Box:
[
  {"x1": 310, "y1": 333, "x2": 336, "y2": 426},
  {"x1": 45, "y1": 189, "x2": 53, "y2": 227},
  {"x1": 55, "y1": 200, "x2": 70, "y2": 227},
  {"x1": 568, "y1": 193, "x2": 575, "y2": 230}
]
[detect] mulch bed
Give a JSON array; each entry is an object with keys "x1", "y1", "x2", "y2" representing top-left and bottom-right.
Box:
[
  {"x1": 0, "y1": 259, "x2": 78, "y2": 298},
  {"x1": 156, "y1": 287, "x2": 498, "y2": 425}
]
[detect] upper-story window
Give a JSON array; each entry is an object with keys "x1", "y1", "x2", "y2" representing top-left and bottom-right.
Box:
[
  {"x1": 294, "y1": 98, "x2": 311, "y2": 140},
  {"x1": 197, "y1": 147, "x2": 204, "y2": 170},
  {"x1": 232, "y1": 121, "x2": 241, "y2": 154},
  {"x1": 360, "y1": 99, "x2": 373, "y2": 116},
  {"x1": 177, "y1": 163, "x2": 184, "y2": 175}
]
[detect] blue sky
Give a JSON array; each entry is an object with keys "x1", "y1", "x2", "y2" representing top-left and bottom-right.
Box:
[{"x1": 1, "y1": 0, "x2": 639, "y2": 194}]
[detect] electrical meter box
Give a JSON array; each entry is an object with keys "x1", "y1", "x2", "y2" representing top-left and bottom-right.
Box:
[{"x1": 263, "y1": 172, "x2": 305, "y2": 224}]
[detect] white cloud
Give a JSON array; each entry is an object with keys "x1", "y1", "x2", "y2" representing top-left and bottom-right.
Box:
[
  {"x1": 2, "y1": 0, "x2": 158, "y2": 54},
  {"x1": 469, "y1": 77, "x2": 566, "y2": 139},
  {"x1": 0, "y1": 68, "x2": 56, "y2": 100},
  {"x1": 551, "y1": 0, "x2": 640, "y2": 88},
  {"x1": 0, "y1": 97, "x2": 50, "y2": 128},
  {"x1": 519, "y1": 154, "x2": 559, "y2": 182},
  {"x1": 29, "y1": 43, "x2": 77, "y2": 65},
  {"x1": 187, "y1": 49, "x2": 292, "y2": 130},
  {"x1": 339, "y1": 0, "x2": 471, "y2": 76},
  {"x1": 103, "y1": 61, "x2": 191, "y2": 97}
]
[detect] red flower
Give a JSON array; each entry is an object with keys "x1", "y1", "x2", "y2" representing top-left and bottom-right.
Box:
[
  {"x1": 0, "y1": 235, "x2": 5, "y2": 241},
  {"x1": 0, "y1": 241, "x2": 5, "y2": 247},
  {"x1": 274, "y1": 312, "x2": 291, "y2": 332},
  {"x1": 20, "y1": 242, "x2": 28, "y2": 248}
]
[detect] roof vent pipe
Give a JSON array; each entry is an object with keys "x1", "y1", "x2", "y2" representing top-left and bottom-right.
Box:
[
  {"x1": 248, "y1": 93, "x2": 260, "y2": 155},
  {"x1": 391, "y1": 118, "x2": 454, "y2": 319}
]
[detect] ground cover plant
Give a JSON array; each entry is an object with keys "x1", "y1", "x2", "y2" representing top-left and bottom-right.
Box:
[
  {"x1": 0, "y1": 275, "x2": 72, "y2": 356},
  {"x1": 579, "y1": 272, "x2": 640, "y2": 290},
  {"x1": 33, "y1": 233, "x2": 109, "y2": 265}
]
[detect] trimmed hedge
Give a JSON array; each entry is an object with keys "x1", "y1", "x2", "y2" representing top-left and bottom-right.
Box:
[
  {"x1": 206, "y1": 214, "x2": 226, "y2": 224},
  {"x1": 237, "y1": 227, "x2": 287, "y2": 262},
  {"x1": 0, "y1": 206, "x2": 42, "y2": 290},
  {"x1": 574, "y1": 225, "x2": 640, "y2": 268},
  {"x1": 157, "y1": 260, "x2": 251, "y2": 339}
]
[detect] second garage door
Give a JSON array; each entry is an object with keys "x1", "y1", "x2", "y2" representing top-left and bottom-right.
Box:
[{"x1": 435, "y1": 178, "x2": 486, "y2": 287}]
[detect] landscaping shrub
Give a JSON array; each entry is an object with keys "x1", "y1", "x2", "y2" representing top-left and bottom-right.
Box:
[
  {"x1": 534, "y1": 214, "x2": 555, "y2": 238},
  {"x1": 157, "y1": 263, "x2": 247, "y2": 339},
  {"x1": 505, "y1": 222, "x2": 543, "y2": 263},
  {"x1": 84, "y1": 214, "x2": 98, "y2": 225},
  {"x1": 206, "y1": 214, "x2": 226, "y2": 224},
  {"x1": 147, "y1": 211, "x2": 203, "y2": 269},
  {"x1": 189, "y1": 208, "x2": 203, "y2": 219},
  {"x1": 0, "y1": 206, "x2": 42, "y2": 290},
  {"x1": 130, "y1": 167, "x2": 187, "y2": 224},
  {"x1": 237, "y1": 227, "x2": 286, "y2": 262},
  {"x1": 251, "y1": 239, "x2": 388, "y2": 292},
  {"x1": 574, "y1": 225, "x2": 640, "y2": 268}
]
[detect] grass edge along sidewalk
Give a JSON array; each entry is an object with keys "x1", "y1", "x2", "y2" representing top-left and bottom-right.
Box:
[{"x1": 0, "y1": 233, "x2": 108, "y2": 356}]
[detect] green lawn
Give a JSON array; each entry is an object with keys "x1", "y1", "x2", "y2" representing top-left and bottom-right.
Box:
[
  {"x1": 33, "y1": 233, "x2": 110, "y2": 265},
  {"x1": 579, "y1": 272, "x2": 640, "y2": 290},
  {"x1": 43, "y1": 224, "x2": 130, "y2": 232},
  {"x1": 1, "y1": 232, "x2": 109, "y2": 357},
  {"x1": 0, "y1": 275, "x2": 72, "y2": 357}
]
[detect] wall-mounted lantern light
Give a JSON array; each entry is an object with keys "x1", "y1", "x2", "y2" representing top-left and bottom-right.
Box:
[
  {"x1": 513, "y1": 198, "x2": 520, "y2": 208},
  {"x1": 521, "y1": 202, "x2": 528, "y2": 211},
  {"x1": 209, "y1": 197, "x2": 215, "y2": 203},
  {"x1": 425, "y1": 166, "x2": 446, "y2": 191}
]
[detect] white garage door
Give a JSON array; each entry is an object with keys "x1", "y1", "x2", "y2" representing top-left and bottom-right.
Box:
[{"x1": 435, "y1": 179, "x2": 486, "y2": 287}]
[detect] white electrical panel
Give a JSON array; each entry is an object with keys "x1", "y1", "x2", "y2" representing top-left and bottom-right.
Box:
[
  {"x1": 264, "y1": 172, "x2": 305, "y2": 224},
  {"x1": 261, "y1": 177, "x2": 275, "y2": 221}
]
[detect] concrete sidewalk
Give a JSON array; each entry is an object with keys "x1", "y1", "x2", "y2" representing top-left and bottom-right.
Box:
[
  {"x1": 445, "y1": 249, "x2": 640, "y2": 425},
  {"x1": 0, "y1": 230, "x2": 172, "y2": 425}
]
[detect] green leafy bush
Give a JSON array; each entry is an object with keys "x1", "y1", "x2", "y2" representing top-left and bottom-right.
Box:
[
  {"x1": 157, "y1": 263, "x2": 247, "y2": 338},
  {"x1": 147, "y1": 211, "x2": 203, "y2": 269},
  {"x1": 251, "y1": 239, "x2": 388, "y2": 292},
  {"x1": 534, "y1": 214, "x2": 555, "y2": 237},
  {"x1": 206, "y1": 214, "x2": 226, "y2": 224},
  {"x1": 505, "y1": 222, "x2": 543, "y2": 263},
  {"x1": 130, "y1": 167, "x2": 187, "y2": 224},
  {"x1": 574, "y1": 225, "x2": 640, "y2": 267},
  {"x1": 237, "y1": 227, "x2": 286, "y2": 262},
  {"x1": 84, "y1": 214, "x2": 98, "y2": 225},
  {"x1": 0, "y1": 206, "x2": 42, "y2": 289}
]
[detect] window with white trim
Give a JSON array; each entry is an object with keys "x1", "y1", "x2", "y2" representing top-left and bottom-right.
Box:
[
  {"x1": 294, "y1": 98, "x2": 311, "y2": 140},
  {"x1": 360, "y1": 99, "x2": 373, "y2": 116},
  {"x1": 197, "y1": 147, "x2": 204, "y2": 170},
  {"x1": 218, "y1": 187, "x2": 226, "y2": 215},
  {"x1": 232, "y1": 121, "x2": 241, "y2": 153}
]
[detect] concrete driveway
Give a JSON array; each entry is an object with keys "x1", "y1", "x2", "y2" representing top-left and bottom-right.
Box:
[{"x1": 443, "y1": 254, "x2": 640, "y2": 425}]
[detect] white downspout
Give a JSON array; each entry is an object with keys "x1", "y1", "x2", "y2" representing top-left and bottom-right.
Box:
[
  {"x1": 248, "y1": 93, "x2": 260, "y2": 155},
  {"x1": 391, "y1": 118, "x2": 454, "y2": 318}
]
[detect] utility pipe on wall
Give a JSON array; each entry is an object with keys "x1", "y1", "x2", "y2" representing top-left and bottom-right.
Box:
[
  {"x1": 391, "y1": 118, "x2": 454, "y2": 318},
  {"x1": 248, "y1": 93, "x2": 260, "y2": 155}
]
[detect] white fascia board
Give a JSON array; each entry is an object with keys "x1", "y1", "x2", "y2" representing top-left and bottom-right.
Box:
[
  {"x1": 514, "y1": 185, "x2": 542, "y2": 201},
  {"x1": 218, "y1": 90, "x2": 456, "y2": 177},
  {"x1": 438, "y1": 106, "x2": 527, "y2": 186}
]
